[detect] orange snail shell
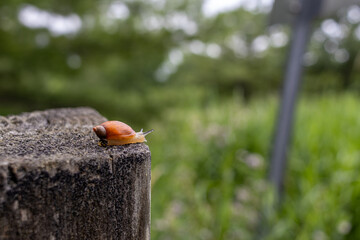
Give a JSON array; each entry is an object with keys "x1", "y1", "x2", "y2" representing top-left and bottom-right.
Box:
[{"x1": 93, "y1": 121, "x2": 153, "y2": 146}]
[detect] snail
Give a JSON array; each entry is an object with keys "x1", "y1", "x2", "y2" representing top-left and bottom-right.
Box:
[{"x1": 93, "y1": 121, "x2": 154, "y2": 146}]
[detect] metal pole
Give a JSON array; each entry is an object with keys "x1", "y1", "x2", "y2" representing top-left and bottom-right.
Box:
[{"x1": 269, "y1": 0, "x2": 323, "y2": 199}]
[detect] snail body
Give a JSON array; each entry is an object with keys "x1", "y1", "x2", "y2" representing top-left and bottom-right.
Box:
[{"x1": 93, "y1": 121, "x2": 153, "y2": 146}]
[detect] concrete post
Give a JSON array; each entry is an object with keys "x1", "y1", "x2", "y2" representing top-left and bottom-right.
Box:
[{"x1": 0, "y1": 108, "x2": 151, "y2": 240}]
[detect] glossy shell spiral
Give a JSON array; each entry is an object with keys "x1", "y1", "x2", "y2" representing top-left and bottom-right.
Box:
[{"x1": 93, "y1": 121, "x2": 136, "y2": 140}]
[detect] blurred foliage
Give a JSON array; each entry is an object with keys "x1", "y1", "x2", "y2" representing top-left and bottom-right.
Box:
[
  {"x1": 1, "y1": 0, "x2": 360, "y2": 239},
  {"x1": 149, "y1": 95, "x2": 273, "y2": 239},
  {"x1": 1, "y1": 0, "x2": 358, "y2": 127},
  {"x1": 149, "y1": 93, "x2": 360, "y2": 239}
]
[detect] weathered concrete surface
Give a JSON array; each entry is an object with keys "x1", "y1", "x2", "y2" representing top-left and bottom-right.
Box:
[{"x1": 0, "y1": 108, "x2": 151, "y2": 240}]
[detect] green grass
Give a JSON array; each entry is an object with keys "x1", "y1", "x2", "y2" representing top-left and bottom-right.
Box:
[{"x1": 147, "y1": 93, "x2": 360, "y2": 240}]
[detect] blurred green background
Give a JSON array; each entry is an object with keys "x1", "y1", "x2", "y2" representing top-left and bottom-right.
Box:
[{"x1": 1, "y1": 0, "x2": 360, "y2": 239}]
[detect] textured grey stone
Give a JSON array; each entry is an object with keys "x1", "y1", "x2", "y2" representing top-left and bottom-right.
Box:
[{"x1": 0, "y1": 107, "x2": 151, "y2": 240}]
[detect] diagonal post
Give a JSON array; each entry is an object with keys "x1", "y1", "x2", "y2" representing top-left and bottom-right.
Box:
[{"x1": 269, "y1": 0, "x2": 323, "y2": 199}]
